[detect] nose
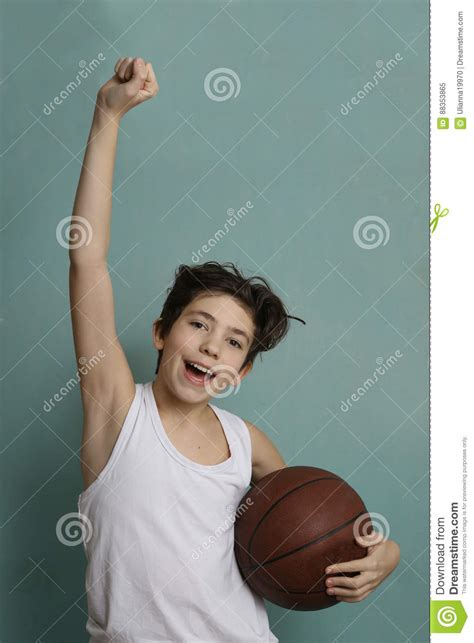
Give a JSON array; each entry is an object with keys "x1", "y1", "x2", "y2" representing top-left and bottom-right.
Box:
[{"x1": 200, "y1": 337, "x2": 219, "y2": 360}]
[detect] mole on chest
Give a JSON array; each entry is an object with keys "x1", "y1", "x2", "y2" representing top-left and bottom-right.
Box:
[{"x1": 167, "y1": 424, "x2": 231, "y2": 466}]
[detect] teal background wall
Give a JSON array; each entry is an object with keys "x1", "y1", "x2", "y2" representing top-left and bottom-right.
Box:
[{"x1": 1, "y1": 0, "x2": 429, "y2": 641}]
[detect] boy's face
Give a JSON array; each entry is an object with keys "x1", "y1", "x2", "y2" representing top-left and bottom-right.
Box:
[{"x1": 153, "y1": 293, "x2": 255, "y2": 402}]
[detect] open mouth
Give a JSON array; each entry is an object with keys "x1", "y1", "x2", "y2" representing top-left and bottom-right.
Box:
[{"x1": 183, "y1": 360, "x2": 216, "y2": 382}]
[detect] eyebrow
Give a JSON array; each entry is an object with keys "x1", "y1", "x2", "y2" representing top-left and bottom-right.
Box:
[{"x1": 186, "y1": 309, "x2": 251, "y2": 345}]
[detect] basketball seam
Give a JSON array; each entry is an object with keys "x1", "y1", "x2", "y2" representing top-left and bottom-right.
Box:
[
  {"x1": 246, "y1": 476, "x2": 342, "y2": 560},
  {"x1": 240, "y1": 510, "x2": 366, "y2": 571},
  {"x1": 241, "y1": 569, "x2": 340, "y2": 597}
]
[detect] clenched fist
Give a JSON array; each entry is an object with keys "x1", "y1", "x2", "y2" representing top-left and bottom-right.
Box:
[{"x1": 96, "y1": 57, "x2": 159, "y2": 120}]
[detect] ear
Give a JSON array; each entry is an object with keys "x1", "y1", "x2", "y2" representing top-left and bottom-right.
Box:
[{"x1": 152, "y1": 317, "x2": 164, "y2": 350}]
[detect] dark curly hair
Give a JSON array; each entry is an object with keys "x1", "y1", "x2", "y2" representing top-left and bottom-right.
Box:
[{"x1": 154, "y1": 261, "x2": 305, "y2": 374}]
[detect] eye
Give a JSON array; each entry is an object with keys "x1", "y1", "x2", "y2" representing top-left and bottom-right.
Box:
[
  {"x1": 229, "y1": 339, "x2": 242, "y2": 349},
  {"x1": 190, "y1": 321, "x2": 206, "y2": 330}
]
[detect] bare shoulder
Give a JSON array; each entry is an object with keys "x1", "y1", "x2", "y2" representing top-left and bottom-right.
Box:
[
  {"x1": 243, "y1": 419, "x2": 286, "y2": 484},
  {"x1": 243, "y1": 419, "x2": 259, "y2": 440},
  {"x1": 243, "y1": 419, "x2": 283, "y2": 461}
]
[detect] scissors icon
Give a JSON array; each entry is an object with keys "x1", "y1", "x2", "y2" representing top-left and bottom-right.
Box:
[{"x1": 430, "y1": 203, "x2": 449, "y2": 233}]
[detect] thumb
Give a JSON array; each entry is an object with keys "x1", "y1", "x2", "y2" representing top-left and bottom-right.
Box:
[{"x1": 355, "y1": 530, "x2": 384, "y2": 547}]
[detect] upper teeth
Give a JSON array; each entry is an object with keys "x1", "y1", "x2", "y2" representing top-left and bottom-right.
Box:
[{"x1": 189, "y1": 362, "x2": 210, "y2": 374}]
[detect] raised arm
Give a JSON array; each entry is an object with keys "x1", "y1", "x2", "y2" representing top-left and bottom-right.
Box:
[{"x1": 69, "y1": 57, "x2": 159, "y2": 489}]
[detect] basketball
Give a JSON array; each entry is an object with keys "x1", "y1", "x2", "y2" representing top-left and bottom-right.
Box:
[{"x1": 234, "y1": 466, "x2": 372, "y2": 610}]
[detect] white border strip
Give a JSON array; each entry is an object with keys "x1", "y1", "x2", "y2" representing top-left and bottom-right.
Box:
[{"x1": 430, "y1": 0, "x2": 472, "y2": 638}]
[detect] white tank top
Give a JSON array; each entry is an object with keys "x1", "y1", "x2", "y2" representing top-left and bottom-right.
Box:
[{"x1": 77, "y1": 381, "x2": 278, "y2": 643}]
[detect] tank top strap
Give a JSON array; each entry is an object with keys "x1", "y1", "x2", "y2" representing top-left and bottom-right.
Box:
[{"x1": 208, "y1": 402, "x2": 253, "y2": 489}]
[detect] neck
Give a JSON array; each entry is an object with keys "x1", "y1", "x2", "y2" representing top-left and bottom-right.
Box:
[{"x1": 152, "y1": 372, "x2": 211, "y2": 427}]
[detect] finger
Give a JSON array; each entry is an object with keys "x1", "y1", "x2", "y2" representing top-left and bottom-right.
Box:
[
  {"x1": 327, "y1": 582, "x2": 374, "y2": 598},
  {"x1": 326, "y1": 557, "x2": 371, "y2": 575},
  {"x1": 116, "y1": 57, "x2": 129, "y2": 78},
  {"x1": 336, "y1": 589, "x2": 372, "y2": 603},
  {"x1": 114, "y1": 57, "x2": 126, "y2": 74},
  {"x1": 127, "y1": 58, "x2": 148, "y2": 92},
  {"x1": 124, "y1": 57, "x2": 135, "y2": 81},
  {"x1": 118, "y1": 56, "x2": 132, "y2": 81},
  {"x1": 117, "y1": 56, "x2": 130, "y2": 82},
  {"x1": 326, "y1": 572, "x2": 374, "y2": 590}
]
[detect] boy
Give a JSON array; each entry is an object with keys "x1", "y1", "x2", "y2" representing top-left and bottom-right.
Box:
[{"x1": 70, "y1": 57, "x2": 400, "y2": 641}]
